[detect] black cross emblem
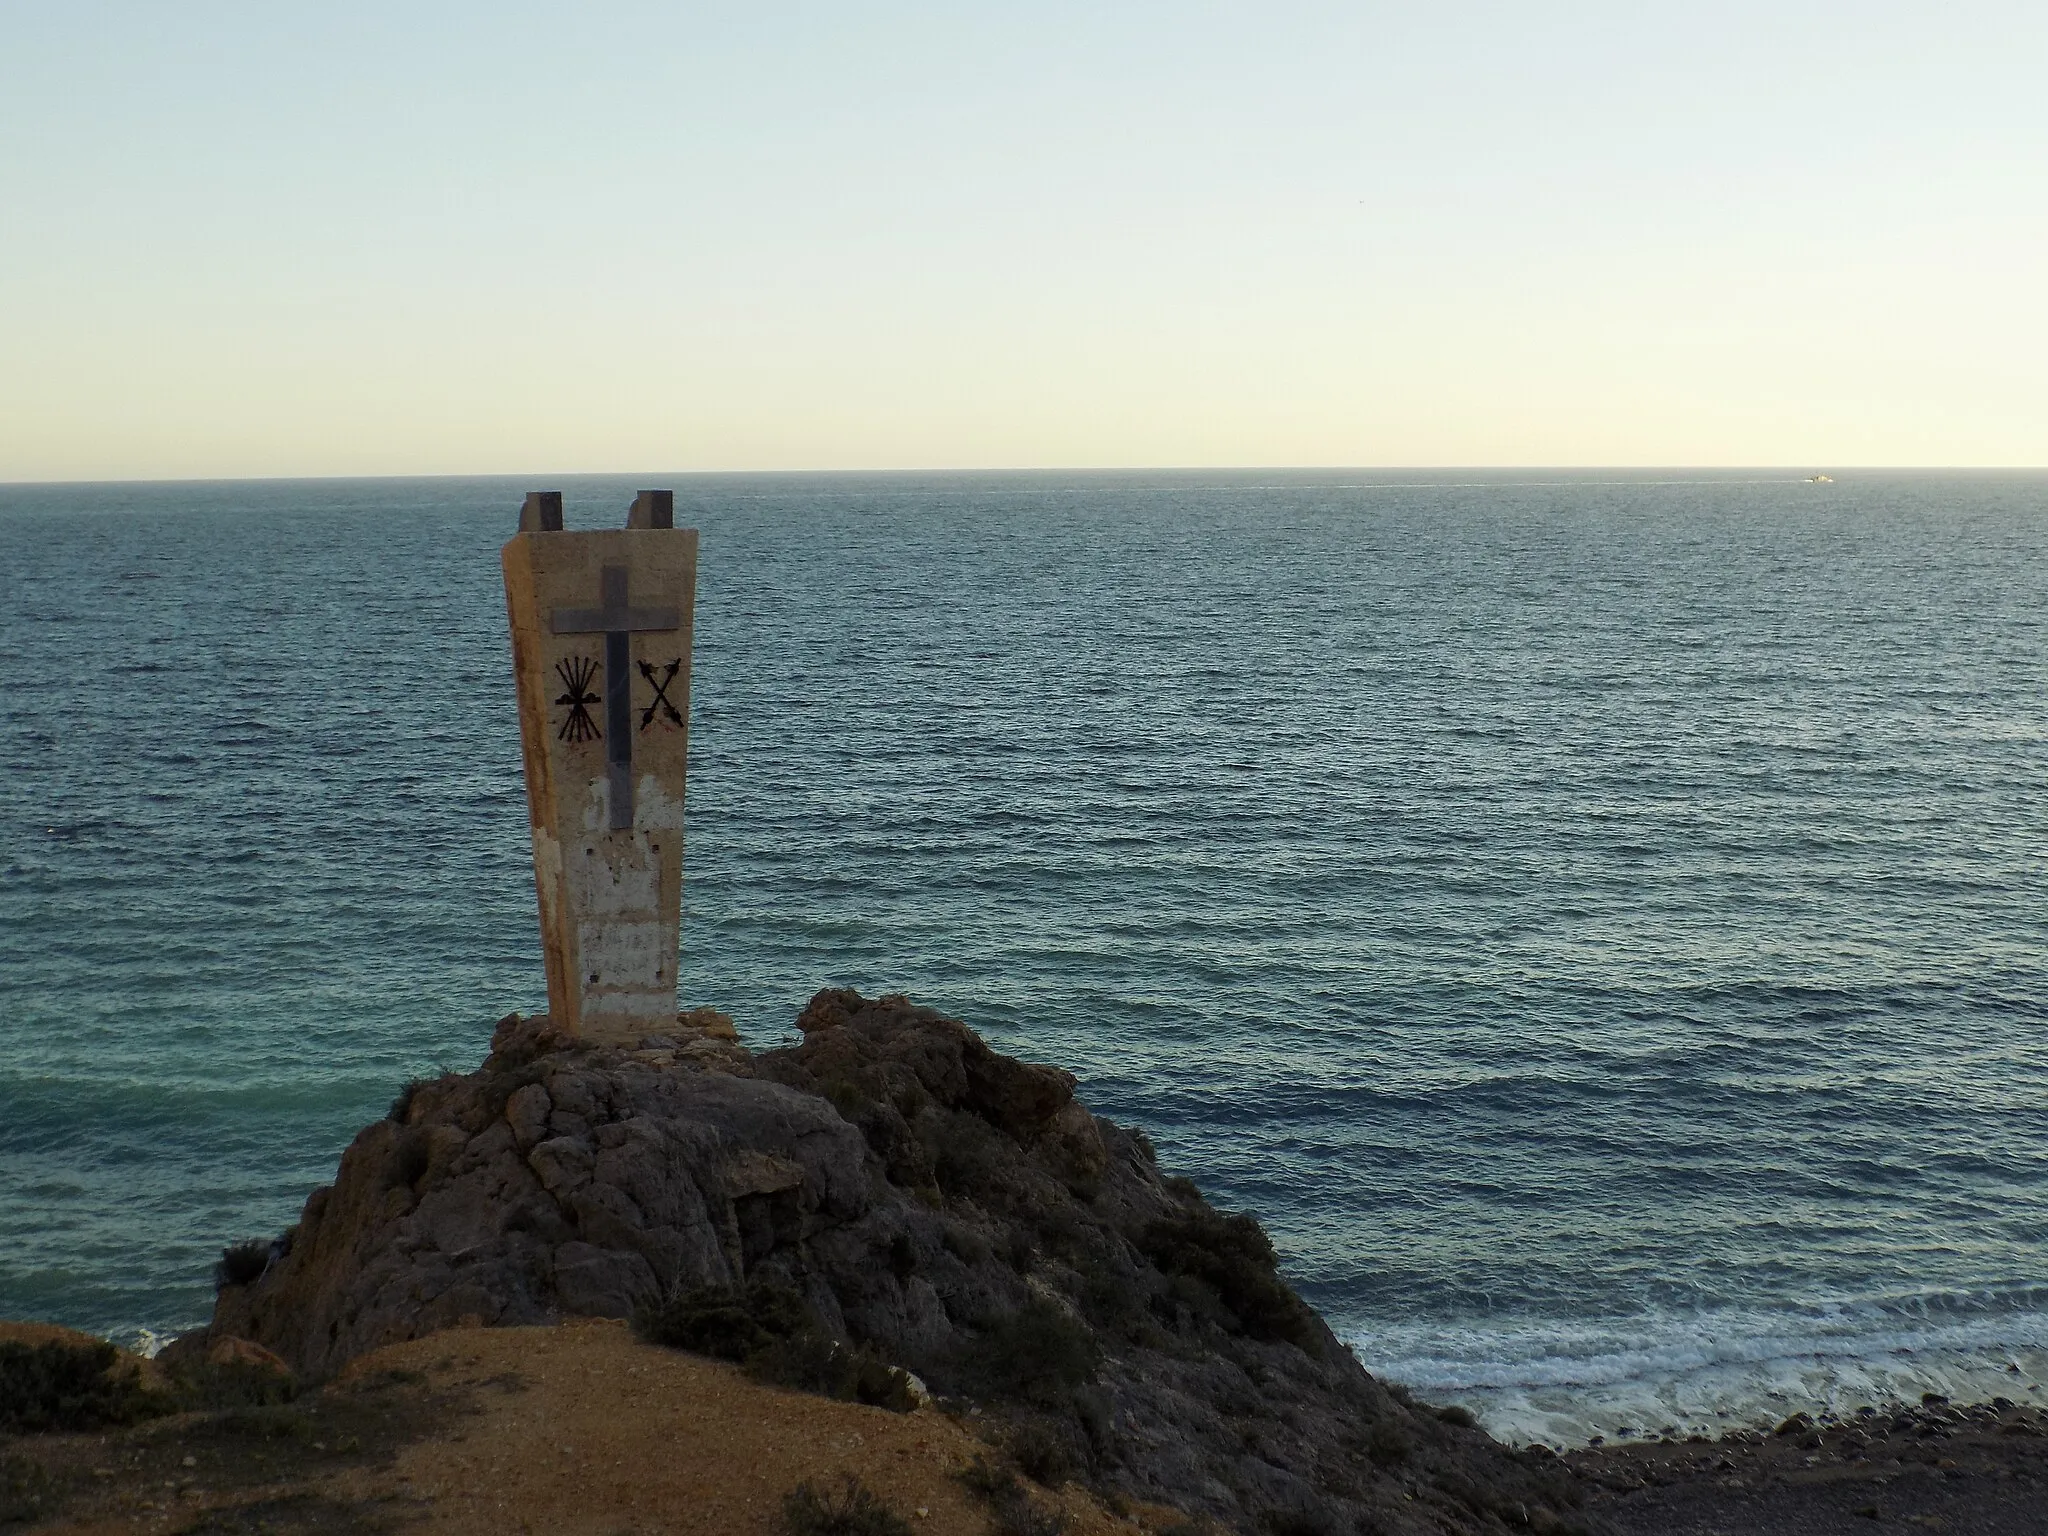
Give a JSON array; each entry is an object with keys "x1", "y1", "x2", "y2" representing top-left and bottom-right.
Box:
[
  {"x1": 639, "y1": 659, "x2": 684, "y2": 730},
  {"x1": 551, "y1": 565, "x2": 681, "y2": 830},
  {"x1": 554, "y1": 656, "x2": 602, "y2": 743}
]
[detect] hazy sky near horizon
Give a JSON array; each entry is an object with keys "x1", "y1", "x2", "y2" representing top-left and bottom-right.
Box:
[{"x1": 3, "y1": 2, "x2": 2044, "y2": 480}]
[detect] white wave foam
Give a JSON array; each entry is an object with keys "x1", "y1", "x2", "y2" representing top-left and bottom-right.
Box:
[
  {"x1": 1343, "y1": 1293, "x2": 2048, "y2": 1447},
  {"x1": 127, "y1": 1327, "x2": 175, "y2": 1360}
]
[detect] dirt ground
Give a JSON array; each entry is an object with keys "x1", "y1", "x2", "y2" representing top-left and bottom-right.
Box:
[
  {"x1": 1573, "y1": 1396, "x2": 2048, "y2": 1536},
  {"x1": 17, "y1": 1318, "x2": 2048, "y2": 1535},
  {"x1": 2, "y1": 1320, "x2": 1191, "y2": 1536}
]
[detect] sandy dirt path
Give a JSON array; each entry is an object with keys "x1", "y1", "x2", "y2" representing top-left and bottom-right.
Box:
[{"x1": 13, "y1": 1320, "x2": 1186, "y2": 1536}]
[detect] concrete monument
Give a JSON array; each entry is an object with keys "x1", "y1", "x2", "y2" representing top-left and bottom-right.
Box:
[{"x1": 502, "y1": 490, "x2": 698, "y2": 1040}]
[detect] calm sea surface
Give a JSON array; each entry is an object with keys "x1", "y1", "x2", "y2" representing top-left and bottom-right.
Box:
[{"x1": 2, "y1": 471, "x2": 2044, "y2": 1443}]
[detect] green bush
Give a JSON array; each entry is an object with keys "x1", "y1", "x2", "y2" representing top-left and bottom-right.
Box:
[
  {"x1": 954, "y1": 1454, "x2": 1069, "y2": 1536},
  {"x1": 748, "y1": 1331, "x2": 919, "y2": 1413},
  {"x1": 782, "y1": 1476, "x2": 912, "y2": 1536},
  {"x1": 1008, "y1": 1418, "x2": 1076, "y2": 1485},
  {"x1": 1078, "y1": 1259, "x2": 1147, "y2": 1329},
  {"x1": 929, "y1": 1108, "x2": 1008, "y2": 1199},
  {"x1": 1260, "y1": 1506, "x2": 1345, "y2": 1536},
  {"x1": 387, "y1": 1077, "x2": 429, "y2": 1122},
  {"x1": 820, "y1": 1078, "x2": 872, "y2": 1122},
  {"x1": 1363, "y1": 1417, "x2": 1413, "y2": 1467},
  {"x1": 994, "y1": 1502, "x2": 1069, "y2": 1536},
  {"x1": 214, "y1": 1239, "x2": 273, "y2": 1289},
  {"x1": 0, "y1": 1339, "x2": 164, "y2": 1433},
  {"x1": 942, "y1": 1224, "x2": 993, "y2": 1264},
  {"x1": 179, "y1": 1494, "x2": 371, "y2": 1534},
  {"x1": 958, "y1": 1456, "x2": 1019, "y2": 1502},
  {"x1": 634, "y1": 1280, "x2": 813, "y2": 1362},
  {"x1": 209, "y1": 1405, "x2": 317, "y2": 1441},
  {"x1": 1139, "y1": 1210, "x2": 1320, "y2": 1353},
  {"x1": 164, "y1": 1357, "x2": 299, "y2": 1411},
  {"x1": 961, "y1": 1301, "x2": 1098, "y2": 1404},
  {"x1": 1, "y1": 1452, "x2": 59, "y2": 1525},
  {"x1": 635, "y1": 1282, "x2": 918, "y2": 1412}
]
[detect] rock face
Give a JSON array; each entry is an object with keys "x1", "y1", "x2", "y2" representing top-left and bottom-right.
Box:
[{"x1": 210, "y1": 990, "x2": 1592, "y2": 1535}]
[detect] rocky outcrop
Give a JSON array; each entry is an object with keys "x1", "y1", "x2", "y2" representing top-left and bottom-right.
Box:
[{"x1": 207, "y1": 990, "x2": 1594, "y2": 1535}]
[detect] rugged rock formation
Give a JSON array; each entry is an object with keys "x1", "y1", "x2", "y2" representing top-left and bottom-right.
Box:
[{"x1": 206, "y1": 990, "x2": 1594, "y2": 1535}]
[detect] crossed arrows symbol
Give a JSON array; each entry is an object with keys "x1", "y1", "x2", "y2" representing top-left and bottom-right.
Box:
[{"x1": 637, "y1": 659, "x2": 684, "y2": 730}]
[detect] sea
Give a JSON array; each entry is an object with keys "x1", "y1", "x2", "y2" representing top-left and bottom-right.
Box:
[{"x1": 2, "y1": 470, "x2": 2044, "y2": 1447}]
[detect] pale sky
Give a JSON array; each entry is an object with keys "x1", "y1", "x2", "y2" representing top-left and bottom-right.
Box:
[{"x1": 2, "y1": 1, "x2": 2043, "y2": 480}]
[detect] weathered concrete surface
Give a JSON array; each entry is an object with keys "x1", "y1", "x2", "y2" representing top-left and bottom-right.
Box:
[
  {"x1": 501, "y1": 500, "x2": 697, "y2": 1041},
  {"x1": 205, "y1": 991, "x2": 1597, "y2": 1535}
]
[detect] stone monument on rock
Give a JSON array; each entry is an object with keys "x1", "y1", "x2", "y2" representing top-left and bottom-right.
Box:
[{"x1": 501, "y1": 489, "x2": 698, "y2": 1041}]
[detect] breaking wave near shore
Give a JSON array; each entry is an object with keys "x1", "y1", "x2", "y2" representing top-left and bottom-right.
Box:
[{"x1": 1351, "y1": 1289, "x2": 2048, "y2": 1446}]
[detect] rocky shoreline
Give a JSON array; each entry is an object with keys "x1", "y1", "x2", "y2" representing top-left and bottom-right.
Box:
[
  {"x1": 6, "y1": 988, "x2": 2045, "y2": 1536},
  {"x1": 179, "y1": 989, "x2": 1586, "y2": 1534},
  {"x1": 1573, "y1": 1393, "x2": 2048, "y2": 1534}
]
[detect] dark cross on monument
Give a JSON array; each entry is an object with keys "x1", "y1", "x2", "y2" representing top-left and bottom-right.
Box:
[{"x1": 550, "y1": 565, "x2": 681, "y2": 830}]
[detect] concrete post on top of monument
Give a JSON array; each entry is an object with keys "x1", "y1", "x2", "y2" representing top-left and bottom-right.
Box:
[{"x1": 501, "y1": 489, "x2": 698, "y2": 1042}]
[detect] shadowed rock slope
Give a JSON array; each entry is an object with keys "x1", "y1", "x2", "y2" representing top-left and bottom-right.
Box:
[{"x1": 206, "y1": 989, "x2": 1595, "y2": 1535}]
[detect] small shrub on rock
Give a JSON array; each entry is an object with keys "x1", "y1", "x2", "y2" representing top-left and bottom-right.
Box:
[
  {"x1": 1000, "y1": 1228, "x2": 1036, "y2": 1273},
  {"x1": 1139, "y1": 1210, "x2": 1320, "y2": 1353},
  {"x1": 1008, "y1": 1418, "x2": 1077, "y2": 1485},
  {"x1": 929, "y1": 1108, "x2": 1008, "y2": 1199},
  {"x1": 1160, "y1": 1271, "x2": 1235, "y2": 1333},
  {"x1": 634, "y1": 1281, "x2": 813, "y2": 1362},
  {"x1": 820, "y1": 1077, "x2": 873, "y2": 1121},
  {"x1": 1069, "y1": 1384, "x2": 1116, "y2": 1457},
  {"x1": 962, "y1": 1300, "x2": 1098, "y2": 1405},
  {"x1": 1363, "y1": 1417, "x2": 1413, "y2": 1468},
  {"x1": 387, "y1": 1077, "x2": 429, "y2": 1123},
  {"x1": 1031, "y1": 1205, "x2": 1094, "y2": 1263},
  {"x1": 214, "y1": 1239, "x2": 274, "y2": 1289},
  {"x1": 958, "y1": 1455, "x2": 1020, "y2": 1502},
  {"x1": 954, "y1": 1454, "x2": 1069, "y2": 1536},
  {"x1": 782, "y1": 1475, "x2": 912, "y2": 1536},
  {"x1": 749, "y1": 1331, "x2": 919, "y2": 1413},
  {"x1": 1077, "y1": 1258, "x2": 1145, "y2": 1328},
  {"x1": 1260, "y1": 1503, "x2": 1346, "y2": 1536},
  {"x1": 1, "y1": 1452, "x2": 59, "y2": 1525},
  {"x1": 0, "y1": 1340, "x2": 168, "y2": 1434},
  {"x1": 995, "y1": 1503, "x2": 1070, "y2": 1536},
  {"x1": 942, "y1": 1224, "x2": 992, "y2": 1264},
  {"x1": 208, "y1": 1404, "x2": 317, "y2": 1441},
  {"x1": 163, "y1": 1354, "x2": 298, "y2": 1411},
  {"x1": 635, "y1": 1282, "x2": 918, "y2": 1412}
]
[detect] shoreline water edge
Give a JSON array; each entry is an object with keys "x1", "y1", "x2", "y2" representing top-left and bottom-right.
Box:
[
  {"x1": 92, "y1": 1294, "x2": 2048, "y2": 1454},
  {"x1": 22, "y1": 999, "x2": 2048, "y2": 1459},
  {"x1": 99, "y1": 1278, "x2": 2048, "y2": 1454},
  {"x1": 1348, "y1": 1308, "x2": 2048, "y2": 1450},
  {"x1": 9, "y1": 988, "x2": 2048, "y2": 1535}
]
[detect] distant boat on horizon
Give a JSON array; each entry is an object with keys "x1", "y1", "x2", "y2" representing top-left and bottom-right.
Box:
[{"x1": 1806, "y1": 474, "x2": 1834, "y2": 483}]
